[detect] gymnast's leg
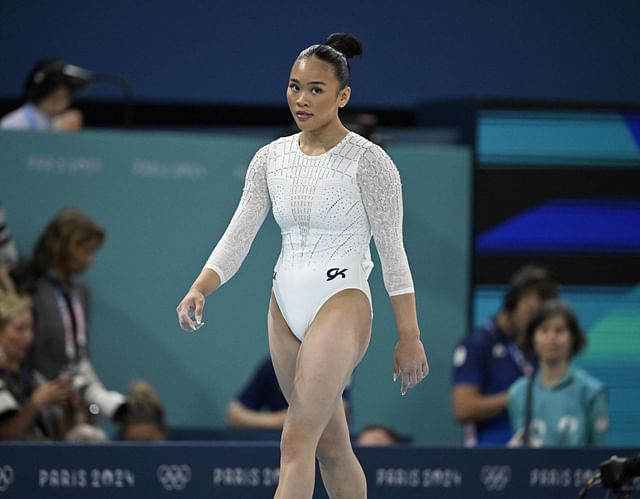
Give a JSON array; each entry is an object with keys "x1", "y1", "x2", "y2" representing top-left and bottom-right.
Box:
[
  {"x1": 316, "y1": 396, "x2": 367, "y2": 498},
  {"x1": 268, "y1": 289, "x2": 371, "y2": 499}
]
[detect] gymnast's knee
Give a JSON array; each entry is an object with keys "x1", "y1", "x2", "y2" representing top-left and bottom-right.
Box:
[
  {"x1": 316, "y1": 429, "x2": 351, "y2": 467},
  {"x1": 280, "y1": 421, "x2": 317, "y2": 463}
]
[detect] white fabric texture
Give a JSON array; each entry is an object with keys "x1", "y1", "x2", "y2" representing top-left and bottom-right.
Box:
[
  {"x1": 0, "y1": 103, "x2": 51, "y2": 130},
  {"x1": 205, "y1": 132, "x2": 414, "y2": 296}
]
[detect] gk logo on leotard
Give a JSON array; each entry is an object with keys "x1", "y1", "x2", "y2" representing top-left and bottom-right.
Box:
[{"x1": 326, "y1": 268, "x2": 348, "y2": 281}]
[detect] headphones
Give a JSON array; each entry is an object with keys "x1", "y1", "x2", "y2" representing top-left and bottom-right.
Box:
[
  {"x1": 32, "y1": 60, "x2": 65, "y2": 83},
  {"x1": 24, "y1": 59, "x2": 92, "y2": 104}
]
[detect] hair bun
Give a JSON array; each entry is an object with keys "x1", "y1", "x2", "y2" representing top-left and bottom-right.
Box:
[{"x1": 325, "y1": 33, "x2": 363, "y2": 59}]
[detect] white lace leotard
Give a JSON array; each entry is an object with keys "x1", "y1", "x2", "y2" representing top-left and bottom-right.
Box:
[{"x1": 205, "y1": 131, "x2": 414, "y2": 340}]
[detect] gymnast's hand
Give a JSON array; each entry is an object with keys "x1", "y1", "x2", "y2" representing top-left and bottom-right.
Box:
[
  {"x1": 176, "y1": 288, "x2": 206, "y2": 332},
  {"x1": 393, "y1": 337, "x2": 429, "y2": 396}
]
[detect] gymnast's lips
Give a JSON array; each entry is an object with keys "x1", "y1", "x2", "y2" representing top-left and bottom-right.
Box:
[{"x1": 295, "y1": 111, "x2": 313, "y2": 120}]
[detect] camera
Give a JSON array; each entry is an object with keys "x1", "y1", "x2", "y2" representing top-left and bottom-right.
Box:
[
  {"x1": 600, "y1": 454, "x2": 640, "y2": 496},
  {"x1": 579, "y1": 454, "x2": 640, "y2": 498}
]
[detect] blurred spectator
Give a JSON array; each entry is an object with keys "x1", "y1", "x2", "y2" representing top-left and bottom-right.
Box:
[
  {"x1": 508, "y1": 300, "x2": 607, "y2": 447},
  {"x1": 451, "y1": 264, "x2": 558, "y2": 446},
  {"x1": 0, "y1": 58, "x2": 89, "y2": 131},
  {"x1": 225, "y1": 356, "x2": 350, "y2": 430},
  {"x1": 344, "y1": 112, "x2": 385, "y2": 147},
  {"x1": 12, "y1": 208, "x2": 125, "y2": 422},
  {"x1": 118, "y1": 381, "x2": 167, "y2": 441},
  {"x1": 0, "y1": 202, "x2": 19, "y2": 294},
  {"x1": 0, "y1": 202, "x2": 19, "y2": 269},
  {"x1": 356, "y1": 424, "x2": 411, "y2": 446},
  {"x1": 0, "y1": 288, "x2": 73, "y2": 440},
  {"x1": 0, "y1": 267, "x2": 15, "y2": 297}
]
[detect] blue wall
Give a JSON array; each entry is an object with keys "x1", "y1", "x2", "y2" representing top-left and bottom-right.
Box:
[{"x1": 1, "y1": 0, "x2": 639, "y2": 106}]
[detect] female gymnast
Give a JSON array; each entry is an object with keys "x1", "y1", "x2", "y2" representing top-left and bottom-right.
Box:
[{"x1": 177, "y1": 32, "x2": 429, "y2": 499}]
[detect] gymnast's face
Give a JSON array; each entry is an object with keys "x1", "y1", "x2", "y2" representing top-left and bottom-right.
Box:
[{"x1": 287, "y1": 56, "x2": 350, "y2": 133}]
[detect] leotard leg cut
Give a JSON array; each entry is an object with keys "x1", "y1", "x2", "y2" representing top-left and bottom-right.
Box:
[{"x1": 272, "y1": 256, "x2": 372, "y2": 342}]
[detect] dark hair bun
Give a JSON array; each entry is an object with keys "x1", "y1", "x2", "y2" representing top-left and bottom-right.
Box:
[{"x1": 325, "y1": 33, "x2": 363, "y2": 59}]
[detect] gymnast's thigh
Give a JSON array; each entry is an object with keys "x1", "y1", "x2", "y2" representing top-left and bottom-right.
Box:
[
  {"x1": 267, "y1": 291, "x2": 300, "y2": 402},
  {"x1": 308, "y1": 287, "x2": 372, "y2": 364},
  {"x1": 290, "y1": 289, "x2": 372, "y2": 417}
]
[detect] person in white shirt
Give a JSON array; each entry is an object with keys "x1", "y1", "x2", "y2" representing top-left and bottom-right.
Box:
[{"x1": 177, "y1": 32, "x2": 429, "y2": 499}]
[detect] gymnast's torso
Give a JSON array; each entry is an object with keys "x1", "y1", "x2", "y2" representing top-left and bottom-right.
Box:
[{"x1": 205, "y1": 131, "x2": 414, "y2": 339}]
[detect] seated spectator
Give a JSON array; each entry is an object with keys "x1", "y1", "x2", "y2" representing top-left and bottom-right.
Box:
[
  {"x1": 225, "y1": 356, "x2": 350, "y2": 430},
  {"x1": 451, "y1": 264, "x2": 558, "y2": 446},
  {"x1": 12, "y1": 208, "x2": 126, "y2": 422},
  {"x1": 1, "y1": 59, "x2": 89, "y2": 131},
  {"x1": 0, "y1": 288, "x2": 72, "y2": 440},
  {"x1": 0, "y1": 202, "x2": 19, "y2": 294},
  {"x1": 356, "y1": 424, "x2": 411, "y2": 446},
  {"x1": 508, "y1": 300, "x2": 608, "y2": 447},
  {"x1": 118, "y1": 381, "x2": 167, "y2": 441}
]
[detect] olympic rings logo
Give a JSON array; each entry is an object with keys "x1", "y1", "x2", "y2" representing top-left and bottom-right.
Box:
[
  {"x1": 480, "y1": 465, "x2": 511, "y2": 491},
  {"x1": 0, "y1": 466, "x2": 14, "y2": 492},
  {"x1": 157, "y1": 464, "x2": 192, "y2": 491}
]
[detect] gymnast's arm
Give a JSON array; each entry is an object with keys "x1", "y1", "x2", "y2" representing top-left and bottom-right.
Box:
[
  {"x1": 357, "y1": 147, "x2": 429, "y2": 395},
  {"x1": 177, "y1": 146, "x2": 271, "y2": 330}
]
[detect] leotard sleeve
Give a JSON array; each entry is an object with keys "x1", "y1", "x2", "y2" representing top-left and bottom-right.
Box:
[
  {"x1": 357, "y1": 145, "x2": 415, "y2": 296},
  {"x1": 204, "y1": 145, "x2": 271, "y2": 284}
]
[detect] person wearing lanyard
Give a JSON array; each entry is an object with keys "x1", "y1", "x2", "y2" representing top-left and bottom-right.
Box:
[
  {"x1": 12, "y1": 208, "x2": 125, "y2": 421},
  {"x1": 451, "y1": 265, "x2": 558, "y2": 446},
  {"x1": 0, "y1": 58, "x2": 88, "y2": 131},
  {"x1": 508, "y1": 300, "x2": 608, "y2": 447}
]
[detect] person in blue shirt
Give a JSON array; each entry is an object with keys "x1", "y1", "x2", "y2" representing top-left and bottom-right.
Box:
[
  {"x1": 225, "y1": 356, "x2": 351, "y2": 430},
  {"x1": 508, "y1": 300, "x2": 607, "y2": 447},
  {"x1": 452, "y1": 265, "x2": 558, "y2": 446},
  {"x1": 0, "y1": 59, "x2": 88, "y2": 131}
]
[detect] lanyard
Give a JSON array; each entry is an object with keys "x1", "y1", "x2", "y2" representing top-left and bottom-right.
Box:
[
  {"x1": 506, "y1": 342, "x2": 535, "y2": 377},
  {"x1": 52, "y1": 285, "x2": 87, "y2": 362},
  {"x1": 486, "y1": 317, "x2": 535, "y2": 377}
]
